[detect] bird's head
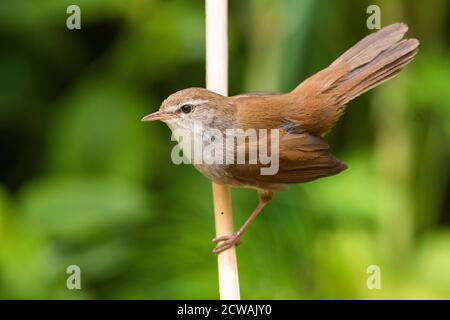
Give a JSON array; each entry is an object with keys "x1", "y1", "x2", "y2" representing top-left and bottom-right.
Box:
[{"x1": 142, "y1": 87, "x2": 235, "y2": 132}]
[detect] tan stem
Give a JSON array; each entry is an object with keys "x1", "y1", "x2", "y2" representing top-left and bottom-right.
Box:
[
  {"x1": 212, "y1": 183, "x2": 240, "y2": 299},
  {"x1": 206, "y1": 0, "x2": 240, "y2": 300}
]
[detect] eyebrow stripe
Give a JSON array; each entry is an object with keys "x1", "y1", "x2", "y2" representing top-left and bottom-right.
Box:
[{"x1": 181, "y1": 100, "x2": 208, "y2": 106}]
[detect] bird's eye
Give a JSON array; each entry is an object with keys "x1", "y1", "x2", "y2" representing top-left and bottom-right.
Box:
[{"x1": 180, "y1": 104, "x2": 193, "y2": 114}]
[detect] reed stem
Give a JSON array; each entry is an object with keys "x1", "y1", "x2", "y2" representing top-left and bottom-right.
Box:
[{"x1": 205, "y1": 0, "x2": 240, "y2": 300}]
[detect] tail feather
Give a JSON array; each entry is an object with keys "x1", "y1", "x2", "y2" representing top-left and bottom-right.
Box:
[
  {"x1": 332, "y1": 38, "x2": 419, "y2": 104},
  {"x1": 290, "y1": 23, "x2": 419, "y2": 135},
  {"x1": 330, "y1": 23, "x2": 410, "y2": 69}
]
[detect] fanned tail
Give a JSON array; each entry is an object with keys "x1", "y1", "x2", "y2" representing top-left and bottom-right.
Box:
[{"x1": 290, "y1": 23, "x2": 419, "y2": 135}]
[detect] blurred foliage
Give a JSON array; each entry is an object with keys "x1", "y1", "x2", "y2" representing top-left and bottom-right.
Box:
[{"x1": 0, "y1": 0, "x2": 450, "y2": 299}]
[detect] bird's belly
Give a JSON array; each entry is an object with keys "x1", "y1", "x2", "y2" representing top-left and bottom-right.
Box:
[
  {"x1": 193, "y1": 163, "x2": 286, "y2": 192},
  {"x1": 194, "y1": 164, "x2": 236, "y2": 185}
]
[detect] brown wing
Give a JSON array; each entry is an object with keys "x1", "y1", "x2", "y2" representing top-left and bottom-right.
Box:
[{"x1": 227, "y1": 130, "x2": 347, "y2": 191}]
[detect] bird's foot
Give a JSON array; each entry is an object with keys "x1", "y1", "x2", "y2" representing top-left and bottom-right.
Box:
[{"x1": 212, "y1": 232, "x2": 241, "y2": 254}]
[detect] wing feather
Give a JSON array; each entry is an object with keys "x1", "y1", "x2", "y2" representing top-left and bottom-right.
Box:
[{"x1": 227, "y1": 130, "x2": 347, "y2": 191}]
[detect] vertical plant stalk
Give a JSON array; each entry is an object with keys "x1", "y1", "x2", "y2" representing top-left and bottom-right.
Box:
[{"x1": 205, "y1": 0, "x2": 241, "y2": 300}]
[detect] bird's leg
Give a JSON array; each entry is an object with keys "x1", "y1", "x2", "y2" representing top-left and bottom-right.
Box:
[{"x1": 212, "y1": 191, "x2": 273, "y2": 254}]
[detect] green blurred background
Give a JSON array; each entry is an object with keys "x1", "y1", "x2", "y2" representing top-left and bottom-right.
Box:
[{"x1": 0, "y1": 0, "x2": 449, "y2": 299}]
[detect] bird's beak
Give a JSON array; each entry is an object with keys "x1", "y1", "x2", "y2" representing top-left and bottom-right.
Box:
[{"x1": 141, "y1": 111, "x2": 176, "y2": 122}]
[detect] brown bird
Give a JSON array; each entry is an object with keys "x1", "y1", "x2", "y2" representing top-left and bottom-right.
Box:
[{"x1": 142, "y1": 23, "x2": 419, "y2": 254}]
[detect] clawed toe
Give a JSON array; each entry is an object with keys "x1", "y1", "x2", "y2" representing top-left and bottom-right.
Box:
[
  {"x1": 212, "y1": 235, "x2": 234, "y2": 243},
  {"x1": 212, "y1": 233, "x2": 241, "y2": 254}
]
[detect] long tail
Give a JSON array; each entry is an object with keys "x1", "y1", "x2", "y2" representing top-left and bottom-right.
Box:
[{"x1": 289, "y1": 23, "x2": 419, "y2": 135}]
